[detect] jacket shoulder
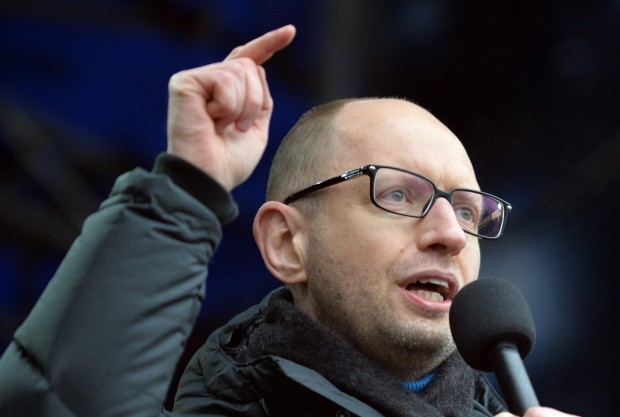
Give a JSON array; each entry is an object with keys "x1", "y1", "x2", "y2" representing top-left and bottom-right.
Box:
[{"x1": 172, "y1": 289, "x2": 285, "y2": 416}]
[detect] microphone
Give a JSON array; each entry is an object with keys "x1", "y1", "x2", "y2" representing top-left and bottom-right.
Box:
[{"x1": 449, "y1": 278, "x2": 539, "y2": 416}]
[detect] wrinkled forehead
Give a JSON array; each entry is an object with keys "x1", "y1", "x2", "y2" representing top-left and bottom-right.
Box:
[{"x1": 329, "y1": 99, "x2": 479, "y2": 191}]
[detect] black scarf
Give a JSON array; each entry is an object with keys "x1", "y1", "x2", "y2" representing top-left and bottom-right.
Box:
[{"x1": 244, "y1": 291, "x2": 476, "y2": 417}]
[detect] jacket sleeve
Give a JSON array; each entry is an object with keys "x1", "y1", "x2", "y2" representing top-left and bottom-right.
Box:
[{"x1": 0, "y1": 153, "x2": 238, "y2": 417}]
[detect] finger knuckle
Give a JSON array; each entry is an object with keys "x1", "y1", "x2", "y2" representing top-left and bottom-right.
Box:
[
  {"x1": 216, "y1": 70, "x2": 236, "y2": 87},
  {"x1": 234, "y1": 57, "x2": 260, "y2": 74},
  {"x1": 216, "y1": 97, "x2": 236, "y2": 113},
  {"x1": 168, "y1": 70, "x2": 192, "y2": 94},
  {"x1": 235, "y1": 56, "x2": 255, "y2": 67},
  {"x1": 228, "y1": 46, "x2": 242, "y2": 57},
  {"x1": 246, "y1": 93, "x2": 263, "y2": 110},
  {"x1": 264, "y1": 95, "x2": 274, "y2": 108}
]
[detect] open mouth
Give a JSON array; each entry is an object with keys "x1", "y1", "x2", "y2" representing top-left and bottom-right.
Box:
[{"x1": 402, "y1": 277, "x2": 454, "y2": 304}]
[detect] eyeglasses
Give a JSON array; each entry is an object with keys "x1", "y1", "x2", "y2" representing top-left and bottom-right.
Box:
[{"x1": 282, "y1": 165, "x2": 512, "y2": 239}]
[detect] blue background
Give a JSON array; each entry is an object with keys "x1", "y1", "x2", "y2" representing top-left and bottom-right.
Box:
[{"x1": 1, "y1": 1, "x2": 619, "y2": 415}]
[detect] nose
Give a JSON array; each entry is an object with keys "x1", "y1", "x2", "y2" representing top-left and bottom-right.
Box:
[{"x1": 415, "y1": 197, "x2": 467, "y2": 256}]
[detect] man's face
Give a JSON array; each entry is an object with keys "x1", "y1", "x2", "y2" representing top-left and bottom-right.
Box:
[{"x1": 300, "y1": 99, "x2": 481, "y2": 379}]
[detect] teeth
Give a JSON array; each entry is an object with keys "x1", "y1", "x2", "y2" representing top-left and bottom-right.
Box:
[
  {"x1": 413, "y1": 290, "x2": 444, "y2": 302},
  {"x1": 417, "y1": 278, "x2": 449, "y2": 288}
]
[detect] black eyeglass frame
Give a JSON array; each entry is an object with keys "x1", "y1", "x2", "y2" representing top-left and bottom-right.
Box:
[{"x1": 282, "y1": 164, "x2": 512, "y2": 239}]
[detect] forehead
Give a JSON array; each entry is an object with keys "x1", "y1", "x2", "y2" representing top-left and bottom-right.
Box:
[{"x1": 330, "y1": 99, "x2": 479, "y2": 190}]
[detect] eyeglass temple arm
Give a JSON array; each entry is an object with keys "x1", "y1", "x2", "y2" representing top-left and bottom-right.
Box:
[{"x1": 282, "y1": 167, "x2": 367, "y2": 204}]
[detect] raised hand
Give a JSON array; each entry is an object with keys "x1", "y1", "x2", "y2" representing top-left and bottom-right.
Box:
[{"x1": 166, "y1": 25, "x2": 296, "y2": 191}]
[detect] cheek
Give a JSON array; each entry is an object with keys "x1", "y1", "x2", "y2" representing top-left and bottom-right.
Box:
[
  {"x1": 328, "y1": 229, "x2": 383, "y2": 269},
  {"x1": 461, "y1": 239, "x2": 481, "y2": 284},
  {"x1": 313, "y1": 212, "x2": 393, "y2": 279},
  {"x1": 330, "y1": 214, "x2": 403, "y2": 260},
  {"x1": 313, "y1": 196, "x2": 419, "y2": 279}
]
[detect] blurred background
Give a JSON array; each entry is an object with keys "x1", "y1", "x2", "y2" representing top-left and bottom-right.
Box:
[{"x1": 1, "y1": 1, "x2": 619, "y2": 415}]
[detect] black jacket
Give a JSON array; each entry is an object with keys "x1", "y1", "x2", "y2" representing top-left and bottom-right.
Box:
[
  {"x1": 174, "y1": 288, "x2": 507, "y2": 417},
  {"x1": 0, "y1": 154, "x2": 507, "y2": 417}
]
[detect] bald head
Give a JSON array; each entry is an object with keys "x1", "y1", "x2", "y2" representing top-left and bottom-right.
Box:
[
  {"x1": 266, "y1": 97, "x2": 477, "y2": 208},
  {"x1": 266, "y1": 98, "x2": 351, "y2": 203}
]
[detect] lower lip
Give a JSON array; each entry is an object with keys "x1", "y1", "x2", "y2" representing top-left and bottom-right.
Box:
[{"x1": 400, "y1": 286, "x2": 452, "y2": 313}]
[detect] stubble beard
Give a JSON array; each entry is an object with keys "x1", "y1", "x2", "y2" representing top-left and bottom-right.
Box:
[{"x1": 304, "y1": 234, "x2": 456, "y2": 381}]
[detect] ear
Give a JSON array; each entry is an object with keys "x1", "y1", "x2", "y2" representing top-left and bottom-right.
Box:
[{"x1": 253, "y1": 201, "x2": 308, "y2": 285}]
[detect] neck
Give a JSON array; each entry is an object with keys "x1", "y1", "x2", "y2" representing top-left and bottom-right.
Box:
[{"x1": 356, "y1": 341, "x2": 456, "y2": 381}]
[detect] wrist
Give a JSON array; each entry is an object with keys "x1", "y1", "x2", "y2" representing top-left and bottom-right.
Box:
[{"x1": 152, "y1": 153, "x2": 239, "y2": 225}]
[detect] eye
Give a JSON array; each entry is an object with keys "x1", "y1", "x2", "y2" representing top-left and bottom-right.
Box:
[
  {"x1": 382, "y1": 189, "x2": 407, "y2": 203},
  {"x1": 454, "y1": 207, "x2": 476, "y2": 224},
  {"x1": 376, "y1": 187, "x2": 420, "y2": 215}
]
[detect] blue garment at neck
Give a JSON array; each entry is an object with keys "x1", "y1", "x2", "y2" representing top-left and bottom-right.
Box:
[{"x1": 401, "y1": 371, "x2": 437, "y2": 394}]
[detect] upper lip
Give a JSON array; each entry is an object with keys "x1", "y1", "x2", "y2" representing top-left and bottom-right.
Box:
[{"x1": 398, "y1": 270, "x2": 459, "y2": 301}]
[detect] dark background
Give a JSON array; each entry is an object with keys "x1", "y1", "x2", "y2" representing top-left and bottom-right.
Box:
[{"x1": 1, "y1": 1, "x2": 619, "y2": 415}]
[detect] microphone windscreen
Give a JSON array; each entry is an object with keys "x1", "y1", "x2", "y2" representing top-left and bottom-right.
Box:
[{"x1": 449, "y1": 278, "x2": 536, "y2": 371}]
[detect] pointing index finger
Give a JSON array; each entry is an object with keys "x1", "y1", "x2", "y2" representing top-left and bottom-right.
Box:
[{"x1": 225, "y1": 24, "x2": 296, "y2": 64}]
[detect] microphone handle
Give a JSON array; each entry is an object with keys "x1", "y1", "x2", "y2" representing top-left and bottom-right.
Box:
[{"x1": 491, "y1": 343, "x2": 540, "y2": 416}]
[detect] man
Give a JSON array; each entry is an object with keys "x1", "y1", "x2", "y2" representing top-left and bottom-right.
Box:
[{"x1": 0, "y1": 25, "x2": 578, "y2": 417}]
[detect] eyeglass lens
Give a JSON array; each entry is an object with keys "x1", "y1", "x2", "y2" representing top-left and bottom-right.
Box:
[{"x1": 372, "y1": 167, "x2": 505, "y2": 238}]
